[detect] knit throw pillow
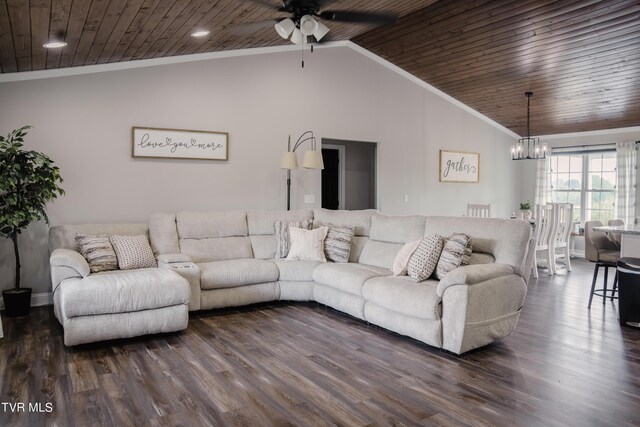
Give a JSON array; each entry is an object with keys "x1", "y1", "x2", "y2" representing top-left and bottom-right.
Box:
[
  {"x1": 407, "y1": 234, "x2": 443, "y2": 282},
  {"x1": 274, "y1": 219, "x2": 311, "y2": 258},
  {"x1": 75, "y1": 234, "x2": 118, "y2": 273},
  {"x1": 435, "y1": 233, "x2": 472, "y2": 279},
  {"x1": 317, "y1": 222, "x2": 356, "y2": 263},
  {"x1": 109, "y1": 235, "x2": 157, "y2": 270}
]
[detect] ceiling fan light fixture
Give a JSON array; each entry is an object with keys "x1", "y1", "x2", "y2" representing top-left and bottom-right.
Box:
[
  {"x1": 190, "y1": 30, "x2": 210, "y2": 38},
  {"x1": 290, "y1": 27, "x2": 307, "y2": 45},
  {"x1": 313, "y1": 21, "x2": 329, "y2": 41},
  {"x1": 299, "y1": 15, "x2": 318, "y2": 36},
  {"x1": 275, "y1": 18, "x2": 295, "y2": 39},
  {"x1": 43, "y1": 40, "x2": 67, "y2": 49}
]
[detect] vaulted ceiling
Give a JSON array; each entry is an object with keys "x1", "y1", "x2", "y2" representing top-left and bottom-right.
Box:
[{"x1": 1, "y1": 0, "x2": 638, "y2": 136}]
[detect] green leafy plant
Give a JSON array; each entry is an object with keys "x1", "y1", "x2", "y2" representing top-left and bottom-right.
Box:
[
  {"x1": 519, "y1": 200, "x2": 531, "y2": 210},
  {"x1": 0, "y1": 126, "x2": 64, "y2": 289}
]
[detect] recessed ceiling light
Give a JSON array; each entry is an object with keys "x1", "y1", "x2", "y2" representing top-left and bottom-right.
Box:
[
  {"x1": 191, "y1": 30, "x2": 210, "y2": 38},
  {"x1": 43, "y1": 40, "x2": 67, "y2": 49}
]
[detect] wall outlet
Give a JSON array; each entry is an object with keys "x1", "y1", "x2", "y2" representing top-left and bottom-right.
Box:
[
  {"x1": 304, "y1": 194, "x2": 316, "y2": 204},
  {"x1": 403, "y1": 194, "x2": 409, "y2": 203}
]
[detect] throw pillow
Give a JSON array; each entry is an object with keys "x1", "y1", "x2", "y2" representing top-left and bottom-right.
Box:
[
  {"x1": 435, "y1": 233, "x2": 472, "y2": 279},
  {"x1": 407, "y1": 234, "x2": 443, "y2": 282},
  {"x1": 109, "y1": 235, "x2": 157, "y2": 270},
  {"x1": 286, "y1": 226, "x2": 329, "y2": 262},
  {"x1": 392, "y1": 240, "x2": 421, "y2": 276},
  {"x1": 274, "y1": 219, "x2": 312, "y2": 258},
  {"x1": 318, "y1": 222, "x2": 356, "y2": 263},
  {"x1": 75, "y1": 234, "x2": 118, "y2": 273}
]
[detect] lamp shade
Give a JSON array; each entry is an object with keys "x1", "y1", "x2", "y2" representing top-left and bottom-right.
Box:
[
  {"x1": 275, "y1": 18, "x2": 295, "y2": 39},
  {"x1": 313, "y1": 21, "x2": 329, "y2": 41},
  {"x1": 299, "y1": 15, "x2": 318, "y2": 36},
  {"x1": 290, "y1": 28, "x2": 307, "y2": 45},
  {"x1": 280, "y1": 152, "x2": 298, "y2": 169},
  {"x1": 302, "y1": 150, "x2": 324, "y2": 169}
]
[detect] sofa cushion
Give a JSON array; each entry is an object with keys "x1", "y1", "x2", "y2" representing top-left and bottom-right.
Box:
[
  {"x1": 358, "y1": 240, "x2": 404, "y2": 269},
  {"x1": 362, "y1": 276, "x2": 440, "y2": 320},
  {"x1": 59, "y1": 269, "x2": 188, "y2": 318},
  {"x1": 424, "y1": 216, "x2": 531, "y2": 274},
  {"x1": 392, "y1": 240, "x2": 421, "y2": 276},
  {"x1": 247, "y1": 209, "x2": 313, "y2": 235},
  {"x1": 179, "y1": 237, "x2": 253, "y2": 263},
  {"x1": 313, "y1": 208, "x2": 377, "y2": 236},
  {"x1": 469, "y1": 252, "x2": 495, "y2": 265},
  {"x1": 250, "y1": 235, "x2": 276, "y2": 260},
  {"x1": 176, "y1": 211, "x2": 247, "y2": 239},
  {"x1": 369, "y1": 213, "x2": 426, "y2": 244},
  {"x1": 272, "y1": 259, "x2": 322, "y2": 282},
  {"x1": 148, "y1": 213, "x2": 179, "y2": 255},
  {"x1": 312, "y1": 263, "x2": 391, "y2": 296},
  {"x1": 199, "y1": 259, "x2": 279, "y2": 289}
]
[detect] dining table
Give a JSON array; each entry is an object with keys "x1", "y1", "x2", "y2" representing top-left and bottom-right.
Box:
[{"x1": 593, "y1": 224, "x2": 640, "y2": 258}]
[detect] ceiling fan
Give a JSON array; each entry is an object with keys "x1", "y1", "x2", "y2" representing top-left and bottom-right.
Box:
[{"x1": 235, "y1": 0, "x2": 399, "y2": 45}]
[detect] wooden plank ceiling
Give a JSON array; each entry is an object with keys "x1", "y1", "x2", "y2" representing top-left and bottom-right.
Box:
[
  {"x1": 1, "y1": 0, "x2": 638, "y2": 135},
  {"x1": 354, "y1": 0, "x2": 640, "y2": 135}
]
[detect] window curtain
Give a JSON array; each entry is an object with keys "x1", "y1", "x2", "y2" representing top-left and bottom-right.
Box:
[
  {"x1": 534, "y1": 148, "x2": 552, "y2": 210},
  {"x1": 615, "y1": 141, "x2": 637, "y2": 225}
]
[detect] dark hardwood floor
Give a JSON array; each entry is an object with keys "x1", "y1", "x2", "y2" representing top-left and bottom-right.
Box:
[{"x1": 1, "y1": 259, "x2": 639, "y2": 426}]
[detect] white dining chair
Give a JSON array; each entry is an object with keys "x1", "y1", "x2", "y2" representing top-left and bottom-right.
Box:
[
  {"x1": 532, "y1": 204, "x2": 557, "y2": 278},
  {"x1": 467, "y1": 203, "x2": 491, "y2": 218},
  {"x1": 551, "y1": 203, "x2": 574, "y2": 272}
]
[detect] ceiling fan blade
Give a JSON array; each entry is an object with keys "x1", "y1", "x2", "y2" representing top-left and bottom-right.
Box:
[
  {"x1": 226, "y1": 20, "x2": 279, "y2": 36},
  {"x1": 319, "y1": 10, "x2": 397, "y2": 24}
]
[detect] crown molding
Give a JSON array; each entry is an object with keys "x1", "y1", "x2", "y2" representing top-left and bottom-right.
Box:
[
  {"x1": 0, "y1": 41, "x2": 350, "y2": 83},
  {"x1": 537, "y1": 126, "x2": 640, "y2": 140}
]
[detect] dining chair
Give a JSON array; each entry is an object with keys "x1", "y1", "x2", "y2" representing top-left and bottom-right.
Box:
[
  {"x1": 607, "y1": 219, "x2": 624, "y2": 249},
  {"x1": 467, "y1": 203, "x2": 491, "y2": 218},
  {"x1": 552, "y1": 203, "x2": 574, "y2": 272},
  {"x1": 585, "y1": 221, "x2": 620, "y2": 308},
  {"x1": 531, "y1": 204, "x2": 557, "y2": 278}
]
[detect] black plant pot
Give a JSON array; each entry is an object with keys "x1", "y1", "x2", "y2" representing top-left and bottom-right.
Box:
[{"x1": 2, "y1": 288, "x2": 32, "y2": 317}]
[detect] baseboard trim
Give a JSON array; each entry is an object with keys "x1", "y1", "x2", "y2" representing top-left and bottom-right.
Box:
[{"x1": 0, "y1": 292, "x2": 52, "y2": 310}]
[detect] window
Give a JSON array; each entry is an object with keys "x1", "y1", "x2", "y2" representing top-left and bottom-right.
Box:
[{"x1": 550, "y1": 151, "x2": 616, "y2": 224}]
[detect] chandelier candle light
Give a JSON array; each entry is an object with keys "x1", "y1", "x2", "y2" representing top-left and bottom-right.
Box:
[
  {"x1": 280, "y1": 131, "x2": 324, "y2": 210},
  {"x1": 512, "y1": 92, "x2": 547, "y2": 160}
]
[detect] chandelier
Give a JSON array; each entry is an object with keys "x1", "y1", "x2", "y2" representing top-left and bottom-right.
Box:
[{"x1": 511, "y1": 92, "x2": 547, "y2": 160}]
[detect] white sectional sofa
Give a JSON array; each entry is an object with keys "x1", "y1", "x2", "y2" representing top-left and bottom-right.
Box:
[{"x1": 49, "y1": 209, "x2": 534, "y2": 354}]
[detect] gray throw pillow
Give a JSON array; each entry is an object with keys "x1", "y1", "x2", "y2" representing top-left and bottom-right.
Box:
[
  {"x1": 318, "y1": 222, "x2": 356, "y2": 263},
  {"x1": 75, "y1": 234, "x2": 118, "y2": 273},
  {"x1": 407, "y1": 234, "x2": 443, "y2": 282},
  {"x1": 110, "y1": 235, "x2": 157, "y2": 270},
  {"x1": 274, "y1": 219, "x2": 312, "y2": 258},
  {"x1": 435, "y1": 233, "x2": 472, "y2": 279}
]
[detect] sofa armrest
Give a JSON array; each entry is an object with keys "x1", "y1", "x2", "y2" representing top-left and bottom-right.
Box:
[
  {"x1": 158, "y1": 260, "x2": 201, "y2": 311},
  {"x1": 50, "y1": 249, "x2": 91, "y2": 294},
  {"x1": 437, "y1": 263, "x2": 515, "y2": 297},
  {"x1": 157, "y1": 253, "x2": 192, "y2": 264},
  {"x1": 50, "y1": 249, "x2": 90, "y2": 277}
]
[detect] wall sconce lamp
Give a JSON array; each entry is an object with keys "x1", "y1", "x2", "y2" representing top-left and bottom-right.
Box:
[{"x1": 280, "y1": 131, "x2": 324, "y2": 210}]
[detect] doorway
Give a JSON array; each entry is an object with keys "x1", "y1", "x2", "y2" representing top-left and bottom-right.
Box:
[{"x1": 321, "y1": 139, "x2": 377, "y2": 210}]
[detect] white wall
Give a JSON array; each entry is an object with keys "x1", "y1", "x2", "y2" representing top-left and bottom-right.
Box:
[{"x1": 0, "y1": 45, "x2": 520, "y2": 295}]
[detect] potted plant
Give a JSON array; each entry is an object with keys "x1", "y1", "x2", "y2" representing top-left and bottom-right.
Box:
[
  {"x1": 518, "y1": 200, "x2": 532, "y2": 221},
  {"x1": 0, "y1": 126, "x2": 64, "y2": 317}
]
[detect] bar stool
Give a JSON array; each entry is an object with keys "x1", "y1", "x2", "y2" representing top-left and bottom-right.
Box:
[{"x1": 585, "y1": 221, "x2": 620, "y2": 308}]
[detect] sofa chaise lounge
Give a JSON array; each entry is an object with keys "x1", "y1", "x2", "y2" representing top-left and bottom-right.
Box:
[{"x1": 49, "y1": 209, "x2": 534, "y2": 354}]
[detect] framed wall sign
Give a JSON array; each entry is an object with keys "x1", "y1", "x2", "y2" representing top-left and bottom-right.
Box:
[
  {"x1": 439, "y1": 150, "x2": 479, "y2": 183},
  {"x1": 132, "y1": 127, "x2": 228, "y2": 160}
]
